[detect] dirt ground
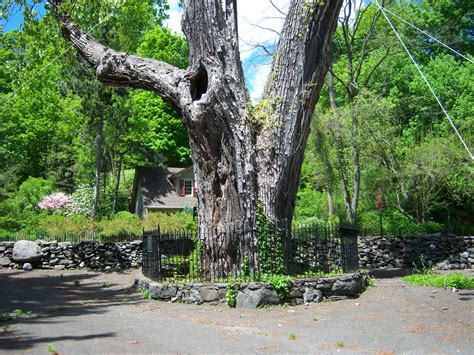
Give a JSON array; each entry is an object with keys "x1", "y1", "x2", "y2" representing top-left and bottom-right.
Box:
[{"x1": 0, "y1": 268, "x2": 473, "y2": 354}]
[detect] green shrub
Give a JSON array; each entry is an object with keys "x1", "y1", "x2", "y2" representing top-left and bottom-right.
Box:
[
  {"x1": 16, "y1": 177, "x2": 55, "y2": 212},
  {"x1": 68, "y1": 184, "x2": 94, "y2": 217},
  {"x1": 359, "y1": 209, "x2": 443, "y2": 236},
  {"x1": 143, "y1": 211, "x2": 195, "y2": 232},
  {"x1": 99, "y1": 211, "x2": 142, "y2": 238},
  {"x1": 36, "y1": 214, "x2": 96, "y2": 238}
]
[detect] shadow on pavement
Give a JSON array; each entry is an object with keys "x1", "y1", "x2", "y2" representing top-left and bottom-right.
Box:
[{"x1": 0, "y1": 270, "x2": 142, "y2": 350}]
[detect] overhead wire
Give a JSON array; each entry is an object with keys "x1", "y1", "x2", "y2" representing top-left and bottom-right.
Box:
[
  {"x1": 374, "y1": 0, "x2": 473, "y2": 160},
  {"x1": 377, "y1": 4, "x2": 473, "y2": 63}
]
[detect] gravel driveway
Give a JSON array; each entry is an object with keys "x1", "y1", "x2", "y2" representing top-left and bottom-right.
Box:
[{"x1": 0, "y1": 269, "x2": 473, "y2": 354}]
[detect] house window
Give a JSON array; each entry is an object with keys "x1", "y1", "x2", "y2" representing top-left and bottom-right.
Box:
[{"x1": 184, "y1": 180, "x2": 193, "y2": 196}]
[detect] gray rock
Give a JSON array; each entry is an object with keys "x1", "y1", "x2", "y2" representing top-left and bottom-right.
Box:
[
  {"x1": 149, "y1": 285, "x2": 178, "y2": 300},
  {"x1": 12, "y1": 241, "x2": 42, "y2": 262},
  {"x1": 303, "y1": 287, "x2": 315, "y2": 303},
  {"x1": 0, "y1": 256, "x2": 11, "y2": 266},
  {"x1": 303, "y1": 287, "x2": 323, "y2": 303},
  {"x1": 22, "y1": 263, "x2": 33, "y2": 271},
  {"x1": 199, "y1": 288, "x2": 219, "y2": 302},
  {"x1": 236, "y1": 287, "x2": 280, "y2": 308},
  {"x1": 461, "y1": 252, "x2": 469, "y2": 258},
  {"x1": 331, "y1": 277, "x2": 363, "y2": 296},
  {"x1": 181, "y1": 289, "x2": 203, "y2": 304},
  {"x1": 79, "y1": 261, "x2": 86, "y2": 268},
  {"x1": 54, "y1": 265, "x2": 65, "y2": 270}
]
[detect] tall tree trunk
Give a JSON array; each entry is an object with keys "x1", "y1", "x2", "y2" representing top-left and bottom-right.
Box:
[
  {"x1": 112, "y1": 154, "x2": 123, "y2": 213},
  {"x1": 349, "y1": 103, "x2": 360, "y2": 223},
  {"x1": 328, "y1": 70, "x2": 353, "y2": 221},
  {"x1": 52, "y1": 0, "x2": 343, "y2": 277},
  {"x1": 256, "y1": 0, "x2": 342, "y2": 227},
  {"x1": 92, "y1": 117, "x2": 104, "y2": 219}
]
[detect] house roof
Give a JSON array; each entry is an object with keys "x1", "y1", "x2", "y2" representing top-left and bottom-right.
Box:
[
  {"x1": 135, "y1": 167, "x2": 197, "y2": 210},
  {"x1": 169, "y1": 165, "x2": 194, "y2": 180}
]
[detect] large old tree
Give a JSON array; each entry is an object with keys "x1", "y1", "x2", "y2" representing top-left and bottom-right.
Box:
[{"x1": 51, "y1": 0, "x2": 343, "y2": 274}]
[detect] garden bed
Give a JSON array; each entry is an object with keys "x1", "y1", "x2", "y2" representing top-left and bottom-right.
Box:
[{"x1": 133, "y1": 271, "x2": 369, "y2": 308}]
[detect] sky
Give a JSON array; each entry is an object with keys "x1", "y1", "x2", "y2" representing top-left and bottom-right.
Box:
[{"x1": 1, "y1": 1, "x2": 46, "y2": 32}]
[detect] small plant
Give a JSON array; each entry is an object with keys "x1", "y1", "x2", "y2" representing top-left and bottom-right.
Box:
[
  {"x1": 0, "y1": 310, "x2": 10, "y2": 322},
  {"x1": 13, "y1": 309, "x2": 32, "y2": 318},
  {"x1": 142, "y1": 289, "x2": 151, "y2": 300},
  {"x1": 288, "y1": 332, "x2": 297, "y2": 340},
  {"x1": 102, "y1": 282, "x2": 113, "y2": 288},
  {"x1": 413, "y1": 255, "x2": 433, "y2": 275},
  {"x1": 122, "y1": 297, "x2": 130, "y2": 303},
  {"x1": 73, "y1": 280, "x2": 80, "y2": 286},
  {"x1": 336, "y1": 341, "x2": 344, "y2": 348},
  {"x1": 47, "y1": 343, "x2": 59, "y2": 354},
  {"x1": 226, "y1": 279, "x2": 238, "y2": 308},
  {"x1": 261, "y1": 274, "x2": 291, "y2": 300},
  {"x1": 366, "y1": 276, "x2": 376, "y2": 288}
]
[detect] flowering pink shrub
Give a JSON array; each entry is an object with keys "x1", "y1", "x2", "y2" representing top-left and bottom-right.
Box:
[{"x1": 38, "y1": 192, "x2": 71, "y2": 212}]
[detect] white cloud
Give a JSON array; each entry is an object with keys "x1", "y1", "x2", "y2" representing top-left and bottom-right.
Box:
[{"x1": 164, "y1": 0, "x2": 183, "y2": 34}]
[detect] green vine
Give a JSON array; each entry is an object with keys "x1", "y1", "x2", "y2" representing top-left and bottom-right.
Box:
[
  {"x1": 261, "y1": 274, "x2": 292, "y2": 301},
  {"x1": 226, "y1": 279, "x2": 238, "y2": 308},
  {"x1": 256, "y1": 199, "x2": 285, "y2": 275}
]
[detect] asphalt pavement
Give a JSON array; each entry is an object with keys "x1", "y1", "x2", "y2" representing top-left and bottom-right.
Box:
[{"x1": 0, "y1": 268, "x2": 473, "y2": 354}]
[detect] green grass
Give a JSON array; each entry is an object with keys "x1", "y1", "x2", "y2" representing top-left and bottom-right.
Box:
[
  {"x1": 288, "y1": 332, "x2": 297, "y2": 340},
  {"x1": 47, "y1": 343, "x2": 59, "y2": 354},
  {"x1": 404, "y1": 272, "x2": 474, "y2": 289}
]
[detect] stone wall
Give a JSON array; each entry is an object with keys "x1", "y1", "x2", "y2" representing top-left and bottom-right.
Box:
[
  {"x1": 358, "y1": 235, "x2": 473, "y2": 270},
  {"x1": 133, "y1": 272, "x2": 368, "y2": 308},
  {"x1": 0, "y1": 240, "x2": 143, "y2": 271}
]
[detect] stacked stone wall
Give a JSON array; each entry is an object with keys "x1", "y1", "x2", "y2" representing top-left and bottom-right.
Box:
[
  {"x1": 358, "y1": 235, "x2": 473, "y2": 270},
  {"x1": 0, "y1": 240, "x2": 142, "y2": 270}
]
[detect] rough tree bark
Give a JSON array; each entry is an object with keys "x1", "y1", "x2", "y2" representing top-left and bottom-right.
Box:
[{"x1": 50, "y1": 0, "x2": 343, "y2": 276}]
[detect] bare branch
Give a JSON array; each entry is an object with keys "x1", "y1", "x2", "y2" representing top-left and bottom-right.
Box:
[{"x1": 269, "y1": 0, "x2": 287, "y2": 16}]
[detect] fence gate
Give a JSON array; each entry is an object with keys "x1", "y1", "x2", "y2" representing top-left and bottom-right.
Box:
[
  {"x1": 339, "y1": 223, "x2": 359, "y2": 272},
  {"x1": 142, "y1": 228, "x2": 162, "y2": 282}
]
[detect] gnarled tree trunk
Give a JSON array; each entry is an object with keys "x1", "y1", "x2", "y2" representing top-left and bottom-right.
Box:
[{"x1": 51, "y1": 0, "x2": 343, "y2": 277}]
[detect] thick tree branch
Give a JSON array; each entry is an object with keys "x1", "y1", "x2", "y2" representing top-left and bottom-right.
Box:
[
  {"x1": 257, "y1": 0, "x2": 343, "y2": 221},
  {"x1": 50, "y1": 1, "x2": 184, "y2": 107}
]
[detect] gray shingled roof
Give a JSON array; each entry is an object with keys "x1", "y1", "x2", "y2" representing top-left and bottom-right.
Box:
[{"x1": 136, "y1": 167, "x2": 197, "y2": 210}]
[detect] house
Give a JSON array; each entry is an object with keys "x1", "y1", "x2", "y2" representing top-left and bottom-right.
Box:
[{"x1": 131, "y1": 166, "x2": 197, "y2": 218}]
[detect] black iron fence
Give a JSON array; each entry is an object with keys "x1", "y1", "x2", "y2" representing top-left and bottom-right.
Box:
[{"x1": 143, "y1": 222, "x2": 359, "y2": 283}]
